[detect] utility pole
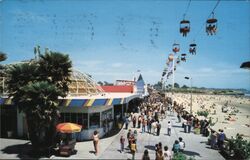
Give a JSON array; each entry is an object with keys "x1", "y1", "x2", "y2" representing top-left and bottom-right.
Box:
[{"x1": 172, "y1": 57, "x2": 175, "y2": 115}]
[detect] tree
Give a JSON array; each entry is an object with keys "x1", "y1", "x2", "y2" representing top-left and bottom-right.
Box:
[
  {"x1": 0, "y1": 52, "x2": 7, "y2": 94},
  {"x1": 153, "y1": 81, "x2": 162, "y2": 90},
  {"x1": 174, "y1": 83, "x2": 180, "y2": 88},
  {"x1": 181, "y1": 85, "x2": 189, "y2": 89},
  {"x1": 6, "y1": 50, "x2": 72, "y2": 154},
  {"x1": 97, "y1": 81, "x2": 103, "y2": 86},
  {"x1": 166, "y1": 84, "x2": 172, "y2": 89},
  {"x1": 103, "y1": 81, "x2": 113, "y2": 86}
]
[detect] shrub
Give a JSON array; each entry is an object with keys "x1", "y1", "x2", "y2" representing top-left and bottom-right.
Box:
[
  {"x1": 197, "y1": 111, "x2": 209, "y2": 117},
  {"x1": 227, "y1": 134, "x2": 250, "y2": 159},
  {"x1": 173, "y1": 152, "x2": 187, "y2": 160}
]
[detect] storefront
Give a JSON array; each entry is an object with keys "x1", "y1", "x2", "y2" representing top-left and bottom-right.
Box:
[{"x1": 57, "y1": 94, "x2": 138, "y2": 140}]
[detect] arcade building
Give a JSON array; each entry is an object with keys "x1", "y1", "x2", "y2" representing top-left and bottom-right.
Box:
[{"x1": 0, "y1": 70, "x2": 148, "y2": 140}]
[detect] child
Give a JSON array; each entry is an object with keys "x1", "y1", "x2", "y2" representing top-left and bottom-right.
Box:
[
  {"x1": 167, "y1": 121, "x2": 172, "y2": 136},
  {"x1": 179, "y1": 137, "x2": 185, "y2": 152},
  {"x1": 131, "y1": 140, "x2": 137, "y2": 160}
]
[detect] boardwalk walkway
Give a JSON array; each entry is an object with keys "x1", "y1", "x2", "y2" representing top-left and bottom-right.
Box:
[
  {"x1": 98, "y1": 111, "x2": 225, "y2": 160},
  {"x1": 0, "y1": 112, "x2": 225, "y2": 159}
]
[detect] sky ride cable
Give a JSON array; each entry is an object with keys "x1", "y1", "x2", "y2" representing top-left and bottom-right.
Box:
[
  {"x1": 183, "y1": 0, "x2": 191, "y2": 19},
  {"x1": 193, "y1": 0, "x2": 221, "y2": 40}
]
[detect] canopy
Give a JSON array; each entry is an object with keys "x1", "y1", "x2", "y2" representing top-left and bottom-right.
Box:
[
  {"x1": 56, "y1": 122, "x2": 82, "y2": 133},
  {"x1": 207, "y1": 18, "x2": 217, "y2": 23},
  {"x1": 180, "y1": 20, "x2": 190, "y2": 24}
]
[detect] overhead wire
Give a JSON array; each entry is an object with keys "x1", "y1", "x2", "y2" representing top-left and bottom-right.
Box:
[
  {"x1": 193, "y1": 0, "x2": 221, "y2": 40},
  {"x1": 183, "y1": 0, "x2": 191, "y2": 19},
  {"x1": 162, "y1": 0, "x2": 221, "y2": 86}
]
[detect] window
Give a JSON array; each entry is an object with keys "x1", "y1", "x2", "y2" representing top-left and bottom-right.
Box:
[
  {"x1": 60, "y1": 113, "x2": 65, "y2": 122},
  {"x1": 59, "y1": 112, "x2": 88, "y2": 129},
  {"x1": 102, "y1": 109, "x2": 112, "y2": 122},
  {"x1": 71, "y1": 113, "x2": 77, "y2": 124},
  {"x1": 89, "y1": 112, "x2": 100, "y2": 129},
  {"x1": 64, "y1": 113, "x2": 70, "y2": 122},
  {"x1": 77, "y1": 113, "x2": 88, "y2": 129}
]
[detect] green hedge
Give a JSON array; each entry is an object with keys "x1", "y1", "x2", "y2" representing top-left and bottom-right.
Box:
[{"x1": 197, "y1": 111, "x2": 209, "y2": 117}]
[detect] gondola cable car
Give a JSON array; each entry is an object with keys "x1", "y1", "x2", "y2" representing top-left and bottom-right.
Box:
[
  {"x1": 180, "y1": 20, "x2": 190, "y2": 37},
  {"x1": 189, "y1": 43, "x2": 197, "y2": 55},
  {"x1": 181, "y1": 53, "x2": 187, "y2": 62},
  {"x1": 206, "y1": 12, "x2": 218, "y2": 36},
  {"x1": 172, "y1": 43, "x2": 180, "y2": 53}
]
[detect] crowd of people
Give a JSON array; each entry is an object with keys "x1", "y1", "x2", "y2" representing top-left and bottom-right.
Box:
[
  {"x1": 119, "y1": 92, "x2": 190, "y2": 160},
  {"x1": 92, "y1": 91, "x2": 228, "y2": 159}
]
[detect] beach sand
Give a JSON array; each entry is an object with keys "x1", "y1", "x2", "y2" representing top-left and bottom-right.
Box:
[{"x1": 166, "y1": 92, "x2": 250, "y2": 140}]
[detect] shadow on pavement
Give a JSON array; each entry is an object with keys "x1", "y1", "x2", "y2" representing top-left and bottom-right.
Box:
[
  {"x1": 200, "y1": 141, "x2": 207, "y2": 144},
  {"x1": 144, "y1": 145, "x2": 155, "y2": 151},
  {"x1": 172, "y1": 125, "x2": 183, "y2": 128},
  {"x1": 102, "y1": 125, "x2": 122, "y2": 139},
  {"x1": 1, "y1": 142, "x2": 41, "y2": 159},
  {"x1": 183, "y1": 150, "x2": 201, "y2": 157}
]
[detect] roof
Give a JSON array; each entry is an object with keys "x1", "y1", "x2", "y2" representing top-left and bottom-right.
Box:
[
  {"x1": 137, "y1": 74, "x2": 143, "y2": 81},
  {"x1": 0, "y1": 92, "x2": 140, "y2": 107},
  {"x1": 101, "y1": 85, "x2": 134, "y2": 93},
  {"x1": 68, "y1": 70, "x2": 104, "y2": 96}
]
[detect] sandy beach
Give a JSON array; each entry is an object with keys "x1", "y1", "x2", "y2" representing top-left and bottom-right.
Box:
[{"x1": 166, "y1": 92, "x2": 250, "y2": 140}]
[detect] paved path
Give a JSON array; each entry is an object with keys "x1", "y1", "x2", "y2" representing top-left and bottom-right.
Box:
[
  {"x1": 99, "y1": 112, "x2": 225, "y2": 160},
  {"x1": 0, "y1": 112, "x2": 225, "y2": 159}
]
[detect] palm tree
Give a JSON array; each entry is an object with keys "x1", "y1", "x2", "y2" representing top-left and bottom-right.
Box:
[
  {"x1": 6, "y1": 50, "x2": 72, "y2": 154},
  {"x1": 39, "y1": 52, "x2": 72, "y2": 97},
  {"x1": 0, "y1": 52, "x2": 7, "y2": 94},
  {"x1": 0, "y1": 52, "x2": 7, "y2": 62}
]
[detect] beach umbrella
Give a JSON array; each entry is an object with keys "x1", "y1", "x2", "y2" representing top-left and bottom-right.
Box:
[{"x1": 56, "y1": 122, "x2": 82, "y2": 133}]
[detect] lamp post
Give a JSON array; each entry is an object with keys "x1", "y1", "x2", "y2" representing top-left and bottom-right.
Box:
[{"x1": 185, "y1": 76, "x2": 192, "y2": 114}]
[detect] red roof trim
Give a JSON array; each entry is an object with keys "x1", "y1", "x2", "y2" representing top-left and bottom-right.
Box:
[{"x1": 101, "y1": 85, "x2": 134, "y2": 93}]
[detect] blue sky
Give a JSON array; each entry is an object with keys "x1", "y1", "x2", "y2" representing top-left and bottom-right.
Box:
[{"x1": 1, "y1": 0, "x2": 250, "y2": 89}]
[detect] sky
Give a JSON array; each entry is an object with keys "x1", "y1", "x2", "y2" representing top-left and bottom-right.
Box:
[{"x1": 1, "y1": 0, "x2": 250, "y2": 90}]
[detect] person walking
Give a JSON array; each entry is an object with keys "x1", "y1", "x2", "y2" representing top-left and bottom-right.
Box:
[
  {"x1": 142, "y1": 149, "x2": 150, "y2": 160},
  {"x1": 163, "y1": 146, "x2": 173, "y2": 160},
  {"x1": 138, "y1": 116, "x2": 142, "y2": 128},
  {"x1": 156, "y1": 122, "x2": 161, "y2": 136},
  {"x1": 148, "y1": 119, "x2": 152, "y2": 134},
  {"x1": 167, "y1": 121, "x2": 172, "y2": 136},
  {"x1": 142, "y1": 118, "x2": 146, "y2": 133},
  {"x1": 127, "y1": 129, "x2": 132, "y2": 148},
  {"x1": 217, "y1": 129, "x2": 226, "y2": 150},
  {"x1": 156, "y1": 149, "x2": 164, "y2": 160},
  {"x1": 210, "y1": 130, "x2": 217, "y2": 149},
  {"x1": 130, "y1": 140, "x2": 137, "y2": 160},
  {"x1": 179, "y1": 137, "x2": 185, "y2": 152},
  {"x1": 134, "y1": 130, "x2": 138, "y2": 144},
  {"x1": 172, "y1": 140, "x2": 180, "y2": 153},
  {"x1": 120, "y1": 135, "x2": 125, "y2": 153},
  {"x1": 177, "y1": 113, "x2": 181, "y2": 123},
  {"x1": 133, "y1": 116, "x2": 136, "y2": 128},
  {"x1": 92, "y1": 130, "x2": 99, "y2": 155},
  {"x1": 187, "y1": 118, "x2": 192, "y2": 133},
  {"x1": 125, "y1": 116, "x2": 129, "y2": 130},
  {"x1": 183, "y1": 119, "x2": 187, "y2": 133}
]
